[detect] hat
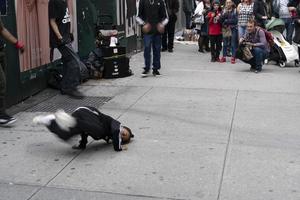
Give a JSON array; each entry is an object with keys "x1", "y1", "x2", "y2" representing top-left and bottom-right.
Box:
[{"x1": 213, "y1": 0, "x2": 220, "y2": 4}]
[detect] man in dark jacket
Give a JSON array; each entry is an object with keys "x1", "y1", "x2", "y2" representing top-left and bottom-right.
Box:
[
  {"x1": 33, "y1": 106, "x2": 134, "y2": 151},
  {"x1": 162, "y1": 0, "x2": 179, "y2": 52},
  {"x1": 0, "y1": 17, "x2": 24, "y2": 127},
  {"x1": 49, "y1": 0, "x2": 83, "y2": 99},
  {"x1": 253, "y1": 0, "x2": 268, "y2": 28},
  {"x1": 183, "y1": 0, "x2": 195, "y2": 29},
  {"x1": 136, "y1": 0, "x2": 169, "y2": 77}
]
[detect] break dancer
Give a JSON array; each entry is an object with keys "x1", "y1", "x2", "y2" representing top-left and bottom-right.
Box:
[{"x1": 33, "y1": 106, "x2": 134, "y2": 151}]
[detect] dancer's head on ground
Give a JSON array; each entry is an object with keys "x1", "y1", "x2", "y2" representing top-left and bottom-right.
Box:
[{"x1": 121, "y1": 126, "x2": 134, "y2": 144}]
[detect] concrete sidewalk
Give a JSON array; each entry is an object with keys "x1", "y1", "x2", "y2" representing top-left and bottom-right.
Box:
[{"x1": 1, "y1": 43, "x2": 300, "y2": 200}]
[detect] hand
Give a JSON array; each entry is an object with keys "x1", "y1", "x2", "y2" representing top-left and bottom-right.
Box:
[
  {"x1": 70, "y1": 33, "x2": 74, "y2": 42},
  {"x1": 122, "y1": 145, "x2": 128, "y2": 151},
  {"x1": 245, "y1": 42, "x2": 254, "y2": 46},
  {"x1": 142, "y1": 23, "x2": 152, "y2": 34},
  {"x1": 239, "y1": 38, "x2": 245, "y2": 44},
  {"x1": 262, "y1": 16, "x2": 268, "y2": 20},
  {"x1": 157, "y1": 23, "x2": 165, "y2": 34},
  {"x1": 15, "y1": 41, "x2": 25, "y2": 53},
  {"x1": 58, "y1": 37, "x2": 69, "y2": 47},
  {"x1": 211, "y1": 13, "x2": 215, "y2": 17}
]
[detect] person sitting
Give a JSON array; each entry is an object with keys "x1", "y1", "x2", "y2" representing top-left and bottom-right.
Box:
[
  {"x1": 239, "y1": 19, "x2": 270, "y2": 73},
  {"x1": 33, "y1": 106, "x2": 134, "y2": 151}
]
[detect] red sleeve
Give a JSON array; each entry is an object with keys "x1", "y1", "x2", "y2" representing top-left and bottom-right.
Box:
[{"x1": 207, "y1": 12, "x2": 214, "y2": 23}]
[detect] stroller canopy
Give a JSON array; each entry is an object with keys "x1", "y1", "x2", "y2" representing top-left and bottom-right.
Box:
[{"x1": 266, "y1": 18, "x2": 285, "y2": 33}]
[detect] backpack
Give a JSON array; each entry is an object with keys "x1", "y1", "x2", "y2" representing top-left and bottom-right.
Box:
[{"x1": 258, "y1": 28, "x2": 274, "y2": 48}]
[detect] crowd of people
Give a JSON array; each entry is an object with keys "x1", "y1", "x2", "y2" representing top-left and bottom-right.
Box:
[
  {"x1": 136, "y1": 0, "x2": 300, "y2": 76},
  {"x1": 190, "y1": 0, "x2": 300, "y2": 69}
]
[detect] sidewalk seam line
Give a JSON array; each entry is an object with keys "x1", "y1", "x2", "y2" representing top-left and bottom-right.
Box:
[
  {"x1": 26, "y1": 150, "x2": 86, "y2": 200},
  {"x1": 217, "y1": 90, "x2": 239, "y2": 200},
  {"x1": 116, "y1": 86, "x2": 153, "y2": 120}
]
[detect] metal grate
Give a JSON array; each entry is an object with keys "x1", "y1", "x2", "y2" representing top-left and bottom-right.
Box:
[{"x1": 26, "y1": 95, "x2": 112, "y2": 113}]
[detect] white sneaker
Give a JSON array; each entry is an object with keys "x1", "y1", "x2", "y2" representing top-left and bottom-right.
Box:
[
  {"x1": 33, "y1": 114, "x2": 55, "y2": 126},
  {"x1": 54, "y1": 110, "x2": 76, "y2": 132}
]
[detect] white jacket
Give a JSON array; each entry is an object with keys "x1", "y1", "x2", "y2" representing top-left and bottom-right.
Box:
[{"x1": 194, "y1": 1, "x2": 204, "y2": 16}]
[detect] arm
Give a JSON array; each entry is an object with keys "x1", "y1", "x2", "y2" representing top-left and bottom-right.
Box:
[
  {"x1": 50, "y1": 19, "x2": 63, "y2": 40},
  {"x1": 136, "y1": 0, "x2": 145, "y2": 25},
  {"x1": 160, "y1": 0, "x2": 169, "y2": 26},
  {"x1": 0, "y1": 28, "x2": 18, "y2": 44},
  {"x1": 253, "y1": 29, "x2": 267, "y2": 47},
  {"x1": 0, "y1": 23, "x2": 24, "y2": 52}
]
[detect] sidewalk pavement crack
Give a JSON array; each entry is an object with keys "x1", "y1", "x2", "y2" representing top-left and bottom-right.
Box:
[
  {"x1": 26, "y1": 150, "x2": 86, "y2": 200},
  {"x1": 116, "y1": 86, "x2": 153, "y2": 120},
  {"x1": 217, "y1": 90, "x2": 239, "y2": 200}
]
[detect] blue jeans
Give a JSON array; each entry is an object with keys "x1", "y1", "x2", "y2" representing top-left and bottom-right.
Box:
[
  {"x1": 143, "y1": 34, "x2": 162, "y2": 71},
  {"x1": 223, "y1": 28, "x2": 238, "y2": 57},
  {"x1": 282, "y1": 18, "x2": 294, "y2": 44},
  {"x1": 238, "y1": 26, "x2": 247, "y2": 39},
  {"x1": 247, "y1": 47, "x2": 268, "y2": 71}
]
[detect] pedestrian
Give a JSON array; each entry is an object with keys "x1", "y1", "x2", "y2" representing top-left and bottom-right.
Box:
[
  {"x1": 239, "y1": 19, "x2": 270, "y2": 73},
  {"x1": 162, "y1": 0, "x2": 180, "y2": 53},
  {"x1": 200, "y1": 0, "x2": 212, "y2": 52},
  {"x1": 207, "y1": 0, "x2": 223, "y2": 62},
  {"x1": 237, "y1": 0, "x2": 254, "y2": 38},
  {"x1": 253, "y1": 0, "x2": 268, "y2": 28},
  {"x1": 48, "y1": 0, "x2": 84, "y2": 99},
  {"x1": 193, "y1": 0, "x2": 205, "y2": 52},
  {"x1": 0, "y1": 17, "x2": 25, "y2": 127},
  {"x1": 288, "y1": 0, "x2": 300, "y2": 44},
  {"x1": 136, "y1": 0, "x2": 169, "y2": 77},
  {"x1": 183, "y1": 0, "x2": 195, "y2": 29},
  {"x1": 33, "y1": 107, "x2": 134, "y2": 151},
  {"x1": 220, "y1": 0, "x2": 238, "y2": 64}
]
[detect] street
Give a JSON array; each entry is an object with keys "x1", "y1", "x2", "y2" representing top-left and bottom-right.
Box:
[{"x1": 1, "y1": 42, "x2": 300, "y2": 200}]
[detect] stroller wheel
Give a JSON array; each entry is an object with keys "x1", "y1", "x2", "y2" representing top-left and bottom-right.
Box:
[
  {"x1": 279, "y1": 62, "x2": 286, "y2": 68},
  {"x1": 295, "y1": 60, "x2": 300, "y2": 68}
]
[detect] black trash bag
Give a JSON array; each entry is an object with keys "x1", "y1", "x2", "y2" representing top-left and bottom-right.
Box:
[{"x1": 48, "y1": 68, "x2": 63, "y2": 90}]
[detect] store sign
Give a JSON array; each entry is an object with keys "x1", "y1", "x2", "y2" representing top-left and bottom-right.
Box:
[{"x1": 0, "y1": 0, "x2": 7, "y2": 16}]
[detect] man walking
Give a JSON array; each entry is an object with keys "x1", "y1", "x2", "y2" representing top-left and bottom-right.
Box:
[
  {"x1": 49, "y1": 0, "x2": 83, "y2": 98},
  {"x1": 162, "y1": 0, "x2": 179, "y2": 52},
  {"x1": 0, "y1": 17, "x2": 24, "y2": 127},
  {"x1": 136, "y1": 0, "x2": 169, "y2": 77}
]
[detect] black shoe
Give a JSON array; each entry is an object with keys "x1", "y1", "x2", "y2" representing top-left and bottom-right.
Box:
[
  {"x1": 198, "y1": 48, "x2": 204, "y2": 53},
  {"x1": 72, "y1": 143, "x2": 86, "y2": 150},
  {"x1": 250, "y1": 67, "x2": 255, "y2": 72},
  {"x1": 0, "y1": 113, "x2": 17, "y2": 127},
  {"x1": 62, "y1": 89, "x2": 84, "y2": 99},
  {"x1": 141, "y1": 69, "x2": 150, "y2": 77},
  {"x1": 161, "y1": 48, "x2": 167, "y2": 52},
  {"x1": 152, "y1": 69, "x2": 161, "y2": 76},
  {"x1": 168, "y1": 49, "x2": 173, "y2": 53},
  {"x1": 211, "y1": 58, "x2": 216, "y2": 62}
]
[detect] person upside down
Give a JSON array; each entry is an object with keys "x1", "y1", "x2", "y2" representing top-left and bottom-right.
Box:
[{"x1": 33, "y1": 106, "x2": 134, "y2": 151}]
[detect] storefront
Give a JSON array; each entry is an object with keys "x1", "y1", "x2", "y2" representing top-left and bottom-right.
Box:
[{"x1": 1, "y1": 0, "x2": 141, "y2": 108}]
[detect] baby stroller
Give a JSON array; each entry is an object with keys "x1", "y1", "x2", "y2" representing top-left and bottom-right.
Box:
[{"x1": 266, "y1": 18, "x2": 300, "y2": 68}]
